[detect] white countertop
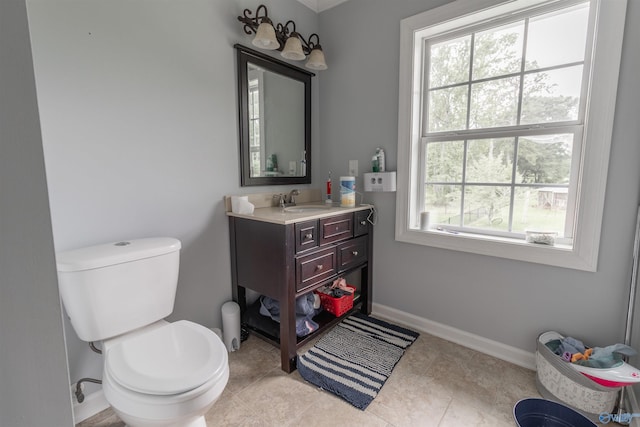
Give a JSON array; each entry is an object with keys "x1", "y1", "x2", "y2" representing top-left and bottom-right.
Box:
[{"x1": 226, "y1": 202, "x2": 373, "y2": 225}]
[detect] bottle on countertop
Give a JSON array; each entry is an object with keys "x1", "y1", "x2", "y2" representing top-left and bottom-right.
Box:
[
  {"x1": 326, "y1": 171, "x2": 332, "y2": 204},
  {"x1": 376, "y1": 147, "x2": 385, "y2": 172}
]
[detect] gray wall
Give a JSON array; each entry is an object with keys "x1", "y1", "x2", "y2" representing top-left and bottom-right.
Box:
[
  {"x1": 27, "y1": 0, "x2": 319, "y2": 405},
  {"x1": 0, "y1": 1, "x2": 74, "y2": 425},
  {"x1": 319, "y1": 0, "x2": 640, "y2": 351}
]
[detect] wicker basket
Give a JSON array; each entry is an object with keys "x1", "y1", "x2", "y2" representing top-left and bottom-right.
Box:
[{"x1": 536, "y1": 331, "x2": 618, "y2": 422}]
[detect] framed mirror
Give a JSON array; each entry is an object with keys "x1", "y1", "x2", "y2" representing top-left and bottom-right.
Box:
[{"x1": 235, "y1": 44, "x2": 313, "y2": 186}]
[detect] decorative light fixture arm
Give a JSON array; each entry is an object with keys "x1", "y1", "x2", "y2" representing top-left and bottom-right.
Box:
[
  {"x1": 299, "y1": 33, "x2": 323, "y2": 56},
  {"x1": 238, "y1": 5, "x2": 271, "y2": 37},
  {"x1": 237, "y1": 4, "x2": 328, "y2": 70},
  {"x1": 275, "y1": 20, "x2": 297, "y2": 46}
]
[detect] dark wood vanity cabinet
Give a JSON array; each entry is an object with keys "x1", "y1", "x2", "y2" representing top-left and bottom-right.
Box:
[{"x1": 228, "y1": 208, "x2": 373, "y2": 372}]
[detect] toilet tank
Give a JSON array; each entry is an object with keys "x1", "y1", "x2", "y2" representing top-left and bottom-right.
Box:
[{"x1": 56, "y1": 237, "x2": 182, "y2": 342}]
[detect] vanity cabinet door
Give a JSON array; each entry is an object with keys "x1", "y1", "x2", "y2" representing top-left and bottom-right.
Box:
[
  {"x1": 295, "y1": 220, "x2": 319, "y2": 254},
  {"x1": 337, "y1": 236, "x2": 367, "y2": 272},
  {"x1": 319, "y1": 213, "x2": 353, "y2": 245},
  {"x1": 296, "y1": 247, "x2": 336, "y2": 292},
  {"x1": 354, "y1": 210, "x2": 370, "y2": 237}
]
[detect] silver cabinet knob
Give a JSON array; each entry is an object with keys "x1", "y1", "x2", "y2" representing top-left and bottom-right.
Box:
[
  {"x1": 352, "y1": 251, "x2": 359, "y2": 256},
  {"x1": 316, "y1": 265, "x2": 324, "y2": 271},
  {"x1": 360, "y1": 221, "x2": 367, "y2": 225},
  {"x1": 305, "y1": 233, "x2": 313, "y2": 240}
]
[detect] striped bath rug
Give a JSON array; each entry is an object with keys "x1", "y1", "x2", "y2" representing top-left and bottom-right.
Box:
[{"x1": 297, "y1": 313, "x2": 419, "y2": 410}]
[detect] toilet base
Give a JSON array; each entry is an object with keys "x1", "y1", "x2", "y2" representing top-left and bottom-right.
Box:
[
  {"x1": 117, "y1": 411, "x2": 206, "y2": 427},
  {"x1": 115, "y1": 411, "x2": 207, "y2": 427}
]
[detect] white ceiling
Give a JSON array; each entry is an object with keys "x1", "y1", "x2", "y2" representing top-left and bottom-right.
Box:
[{"x1": 296, "y1": 0, "x2": 350, "y2": 12}]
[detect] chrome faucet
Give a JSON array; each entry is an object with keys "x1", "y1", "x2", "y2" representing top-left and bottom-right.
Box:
[
  {"x1": 288, "y1": 189, "x2": 300, "y2": 205},
  {"x1": 273, "y1": 190, "x2": 299, "y2": 209}
]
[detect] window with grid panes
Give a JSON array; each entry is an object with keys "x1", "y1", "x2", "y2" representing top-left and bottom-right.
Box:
[{"x1": 396, "y1": 0, "x2": 627, "y2": 271}]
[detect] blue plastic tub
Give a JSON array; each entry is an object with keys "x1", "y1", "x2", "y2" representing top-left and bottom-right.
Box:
[{"x1": 514, "y1": 398, "x2": 597, "y2": 427}]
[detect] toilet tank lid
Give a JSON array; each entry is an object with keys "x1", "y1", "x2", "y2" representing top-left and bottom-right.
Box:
[{"x1": 56, "y1": 237, "x2": 181, "y2": 272}]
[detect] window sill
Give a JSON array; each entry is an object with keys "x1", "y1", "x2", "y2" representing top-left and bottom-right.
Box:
[{"x1": 395, "y1": 226, "x2": 594, "y2": 271}]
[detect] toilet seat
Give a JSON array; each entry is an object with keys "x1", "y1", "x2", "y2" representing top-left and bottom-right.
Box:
[{"x1": 106, "y1": 320, "x2": 227, "y2": 395}]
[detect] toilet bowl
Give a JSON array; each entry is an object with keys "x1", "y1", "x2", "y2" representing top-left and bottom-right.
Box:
[
  {"x1": 55, "y1": 237, "x2": 230, "y2": 427},
  {"x1": 102, "y1": 320, "x2": 229, "y2": 427}
]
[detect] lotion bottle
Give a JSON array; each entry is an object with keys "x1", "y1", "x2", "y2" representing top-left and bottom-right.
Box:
[{"x1": 376, "y1": 147, "x2": 386, "y2": 172}]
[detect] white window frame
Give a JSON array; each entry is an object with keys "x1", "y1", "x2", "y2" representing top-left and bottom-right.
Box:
[{"x1": 396, "y1": 0, "x2": 627, "y2": 271}]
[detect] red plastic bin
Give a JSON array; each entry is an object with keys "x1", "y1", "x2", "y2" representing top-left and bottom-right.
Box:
[{"x1": 317, "y1": 285, "x2": 356, "y2": 317}]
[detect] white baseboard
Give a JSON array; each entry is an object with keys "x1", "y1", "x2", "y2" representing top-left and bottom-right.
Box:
[
  {"x1": 372, "y1": 302, "x2": 536, "y2": 370},
  {"x1": 73, "y1": 389, "x2": 109, "y2": 424}
]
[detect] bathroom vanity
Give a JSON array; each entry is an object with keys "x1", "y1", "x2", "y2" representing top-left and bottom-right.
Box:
[{"x1": 227, "y1": 201, "x2": 373, "y2": 372}]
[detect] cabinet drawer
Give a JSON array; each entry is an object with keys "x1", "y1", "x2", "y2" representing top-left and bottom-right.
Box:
[
  {"x1": 295, "y1": 220, "x2": 319, "y2": 253},
  {"x1": 337, "y1": 236, "x2": 368, "y2": 272},
  {"x1": 296, "y1": 247, "x2": 336, "y2": 292},
  {"x1": 319, "y1": 213, "x2": 353, "y2": 245},
  {"x1": 354, "y1": 210, "x2": 370, "y2": 237}
]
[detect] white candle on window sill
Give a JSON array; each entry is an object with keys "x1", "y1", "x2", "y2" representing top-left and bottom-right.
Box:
[{"x1": 420, "y1": 211, "x2": 431, "y2": 231}]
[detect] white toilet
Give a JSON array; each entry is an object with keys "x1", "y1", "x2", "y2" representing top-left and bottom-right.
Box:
[{"x1": 56, "y1": 237, "x2": 229, "y2": 427}]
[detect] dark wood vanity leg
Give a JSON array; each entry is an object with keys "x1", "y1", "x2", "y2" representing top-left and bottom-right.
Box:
[
  {"x1": 281, "y1": 225, "x2": 298, "y2": 372},
  {"x1": 361, "y1": 226, "x2": 373, "y2": 315},
  {"x1": 229, "y1": 217, "x2": 247, "y2": 313},
  {"x1": 280, "y1": 286, "x2": 297, "y2": 373}
]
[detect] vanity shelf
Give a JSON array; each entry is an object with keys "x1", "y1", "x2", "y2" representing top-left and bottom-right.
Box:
[
  {"x1": 227, "y1": 205, "x2": 373, "y2": 372},
  {"x1": 241, "y1": 292, "x2": 363, "y2": 347}
]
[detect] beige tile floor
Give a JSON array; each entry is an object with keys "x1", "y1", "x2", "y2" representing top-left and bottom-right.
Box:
[{"x1": 78, "y1": 326, "x2": 540, "y2": 427}]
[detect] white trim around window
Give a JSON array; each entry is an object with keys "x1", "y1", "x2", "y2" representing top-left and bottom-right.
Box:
[{"x1": 395, "y1": 0, "x2": 627, "y2": 271}]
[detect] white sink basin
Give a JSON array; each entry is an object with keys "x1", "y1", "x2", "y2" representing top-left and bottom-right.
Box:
[{"x1": 283, "y1": 205, "x2": 332, "y2": 213}]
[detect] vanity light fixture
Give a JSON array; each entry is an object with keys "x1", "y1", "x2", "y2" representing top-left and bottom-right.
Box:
[{"x1": 238, "y1": 4, "x2": 328, "y2": 70}]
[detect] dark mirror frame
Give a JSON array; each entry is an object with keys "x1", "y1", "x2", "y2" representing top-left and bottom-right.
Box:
[{"x1": 235, "y1": 44, "x2": 313, "y2": 186}]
